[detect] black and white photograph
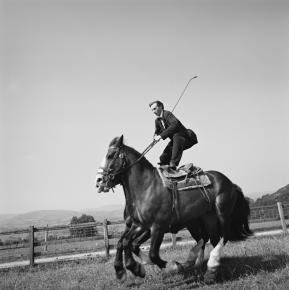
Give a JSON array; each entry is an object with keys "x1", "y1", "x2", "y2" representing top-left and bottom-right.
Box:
[{"x1": 1, "y1": 0, "x2": 288, "y2": 289}]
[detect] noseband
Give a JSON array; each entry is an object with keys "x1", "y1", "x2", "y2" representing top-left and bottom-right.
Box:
[{"x1": 97, "y1": 146, "x2": 127, "y2": 189}]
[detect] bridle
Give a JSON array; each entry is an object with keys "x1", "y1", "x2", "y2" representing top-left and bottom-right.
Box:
[
  {"x1": 97, "y1": 146, "x2": 127, "y2": 190},
  {"x1": 97, "y1": 140, "x2": 158, "y2": 191}
]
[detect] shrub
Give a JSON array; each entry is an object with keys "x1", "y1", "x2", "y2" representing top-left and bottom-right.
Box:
[{"x1": 69, "y1": 214, "x2": 97, "y2": 238}]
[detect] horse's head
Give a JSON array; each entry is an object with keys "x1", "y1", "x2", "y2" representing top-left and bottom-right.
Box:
[{"x1": 96, "y1": 135, "x2": 127, "y2": 193}]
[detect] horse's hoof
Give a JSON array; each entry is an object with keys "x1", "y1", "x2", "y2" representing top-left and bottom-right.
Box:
[
  {"x1": 136, "y1": 263, "x2": 146, "y2": 278},
  {"x1": 175, "y1": 261, "x2": 184, "y2": 272},
  {"x1": 163, "y1": 261, "x2": 183, "y2": 275},
  {"x1": 194, "y1": 261, "x2": 203, "y2": 269},
  {"x1": 181, "y1": 261, "x2": 194, "y2": 271},
  {"x1": 116, "y1": 269, "x2": 127, "y2": 283},
  {"x1": 204, "y1": 267, "x2": 218, "y2": 285},
  {"x1": 133, "y1": 276, "x2": 144, "y2": 285},
  {"x1": 195, "y1": 256, "x2": 204, "y2": 268}
]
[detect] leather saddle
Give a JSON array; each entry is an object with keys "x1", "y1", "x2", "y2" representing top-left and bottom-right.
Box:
[{"x1": 158, "y1": 163, "x2": 211, "y2": 190}]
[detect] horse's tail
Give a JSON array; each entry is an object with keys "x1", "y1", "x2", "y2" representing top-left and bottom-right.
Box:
[{"x1": 229, "y1": 184, "x2": 253, "y2": 241}]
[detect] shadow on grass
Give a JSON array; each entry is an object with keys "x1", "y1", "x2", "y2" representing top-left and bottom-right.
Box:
[
  {"x1": 160, "y1": 254, "x2": 289, "y2": 289},
  {"x1": 218, "y1": 254, "x2": 289, "y2": 281}
]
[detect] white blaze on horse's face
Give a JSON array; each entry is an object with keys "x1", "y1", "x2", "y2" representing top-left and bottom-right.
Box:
[
  {"x1": 95, "y1": 154, "x2": 110, "y2": 193},
  {"x1": 96, "y1": 146, "x2": 123, "y2": 193},
  {"x1": 100, "y1": 154, "x2": 107, "y2": 168},
  {"x1": 95, "y1": 168, "x2": 107, "y2": 193}
]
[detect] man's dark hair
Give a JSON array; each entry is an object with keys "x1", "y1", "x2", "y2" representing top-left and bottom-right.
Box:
[{"x1": 149, "y1": 100, "x2": 164, "y2": 109}]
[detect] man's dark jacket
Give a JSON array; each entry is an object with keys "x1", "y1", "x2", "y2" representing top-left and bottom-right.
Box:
[{"x1": 154, "y1": 110, "x2": 191, "y2": 140}]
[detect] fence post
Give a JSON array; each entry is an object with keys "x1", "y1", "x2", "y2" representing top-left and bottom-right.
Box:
[
  {"x1": 277, "y1": 202, "x2": 287, "y2": 234},
  {"x1": 103, "y1": 219, "x2": 110, "y2": 258},
  {"x1": 43, "y1": 224, "x2": 48, "y2": 252},
  {"x1": 171, "y1": 233, "x2": 176, "y2": 248},
  {"x1": 29, "y1": 226, "x2": 35, "y2": 266}
]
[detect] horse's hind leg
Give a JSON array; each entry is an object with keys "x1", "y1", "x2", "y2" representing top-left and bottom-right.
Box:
[
  {"x1": 184, "y1": 223, "x2": 208, "y2": 269},
  {"x1": 204, "y1": 193, "x2": 231, "y2": 284},
  {"x1": 204, "y1": 237, "x2": 224, "y2": 284}
]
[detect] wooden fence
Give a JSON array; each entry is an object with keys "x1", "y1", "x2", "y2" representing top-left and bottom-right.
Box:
[{"x1": 0, "y1": 201, "x2": 288, "y2": 268}]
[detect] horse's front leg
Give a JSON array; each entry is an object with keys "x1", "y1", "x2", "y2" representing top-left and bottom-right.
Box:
[
  {"x1": 123, "y1": 224, "x2": 146, "y2": 278},
  {"x1": 149, "y1": 225, "x2": 181, "y2": 273},
  {"x1": 114, "y1": 219, "x2": 132, "y2": 282},
  {"x1": 131, "y1": 229, "x2": 152, "y2": 265}
]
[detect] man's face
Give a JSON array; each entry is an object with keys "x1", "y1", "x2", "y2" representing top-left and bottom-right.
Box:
[{"x1": 150, "y1": 103, "x2": 162, "y2": 117}]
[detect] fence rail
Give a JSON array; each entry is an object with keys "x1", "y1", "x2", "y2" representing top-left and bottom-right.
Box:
[{"x1": 0, "y1": 202, "x2": 288, "y2": 268}]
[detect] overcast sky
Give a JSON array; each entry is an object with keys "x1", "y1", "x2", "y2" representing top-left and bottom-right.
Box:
[{"x1": 1, "y1": 0, "x2": 288, "y2": 214}]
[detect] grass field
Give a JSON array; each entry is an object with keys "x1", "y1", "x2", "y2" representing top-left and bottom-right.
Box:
[{"x1": 1, "y1": 234, "x2": 289, "y2": 289}]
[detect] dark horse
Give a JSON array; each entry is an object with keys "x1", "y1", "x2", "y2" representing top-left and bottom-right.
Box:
[
  {"x1": 96, "y1": 136, "x2": 252, "y2": 283},
  {"x1": 112, "y1": 208, "x2": 217, "y2": 283}
]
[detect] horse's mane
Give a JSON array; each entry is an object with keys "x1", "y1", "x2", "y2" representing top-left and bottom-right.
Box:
[
  {"x1": 125, "y1": 145, "x2": 155, "y2": 169},
  {"x1": 109, "y1": 137, "x2": 155, "y2": 170}
]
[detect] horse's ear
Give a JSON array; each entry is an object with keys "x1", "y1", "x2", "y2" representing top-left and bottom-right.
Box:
[{"x1": 116, "y1": 135, "x2": 124, "y2": 147}]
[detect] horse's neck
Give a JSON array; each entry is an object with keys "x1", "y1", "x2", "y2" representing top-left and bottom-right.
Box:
[
  {"x1": 121, "y1": 154, "x2": 162, "y2": 213},
  {"x1": 123, "y1": 163, "x2": 156, "y2": 195}
]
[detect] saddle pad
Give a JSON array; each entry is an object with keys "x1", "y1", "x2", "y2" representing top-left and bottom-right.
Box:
[
  {"x1": 157, "y1": 168, "x2": 211, "y2": 190},
  {"x1": 176, "y1": 174, "x2": 211, "y2": 191},
  {"x1": 159, "y1": 167, "x2": 188, "y2": 179}
]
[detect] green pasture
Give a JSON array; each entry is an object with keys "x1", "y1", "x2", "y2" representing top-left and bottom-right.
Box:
[{"x1": 1, "y1": 235, "x2": 289, "y2": 289}]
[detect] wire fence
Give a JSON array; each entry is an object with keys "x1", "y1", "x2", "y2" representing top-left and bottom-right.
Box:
[
  {"x1": 250, "y1": 204, "x2": 280, "y2": 222},
  {"x1": 1, "y1": 202, "x2": 289, "y2": 268},
  {"x1": 249, "y1": 202, "x2": 289, "y2": 232}
]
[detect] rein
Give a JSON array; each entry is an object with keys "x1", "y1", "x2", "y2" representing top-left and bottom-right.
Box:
[
  {"x1": 115, "y1": 139, "x2": 158, "y2": 175},
  {"x1": 129, "y1": 140, "x2": 158, "y2": 167},
  {"x1": 99, "y1": 140, "x2": 159, "y2": 188}
]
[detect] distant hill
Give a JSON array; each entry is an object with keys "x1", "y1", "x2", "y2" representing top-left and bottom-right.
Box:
[
  {"x1": 248, "y1": 190, "x2": 273, "y2": 200},
  {"x1": 0, "y1": 210, "x2": 82, "y2": 231},
  {"x1": 83, "y1": 204, "x2": 124, "y2": 222},
  {"x1": 254, "y1": 184, "x2": 289, "y2": 206},
  {"x1": 0, "y1": 214, "x2": 17, "y2": 229},
  {"x1": 0, "y1": 204, "x2": 124, "y2": 231},
  {"x1": 0, "y1": 214, "x2": 16, "y2": 222}
]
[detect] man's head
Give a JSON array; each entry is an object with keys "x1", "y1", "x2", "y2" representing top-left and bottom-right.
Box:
[{"x1": 149, "y1": 100, "x2": 164, "y2": 117}]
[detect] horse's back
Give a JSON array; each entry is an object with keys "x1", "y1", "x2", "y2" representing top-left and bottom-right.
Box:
[{"x1": 205, "y1": 170, "x2": 233, "y2": 184}]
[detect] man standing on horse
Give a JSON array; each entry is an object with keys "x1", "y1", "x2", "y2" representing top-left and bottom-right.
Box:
[{"x1": 149, "y1": 100, "x2": 198, "y2": 170}]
